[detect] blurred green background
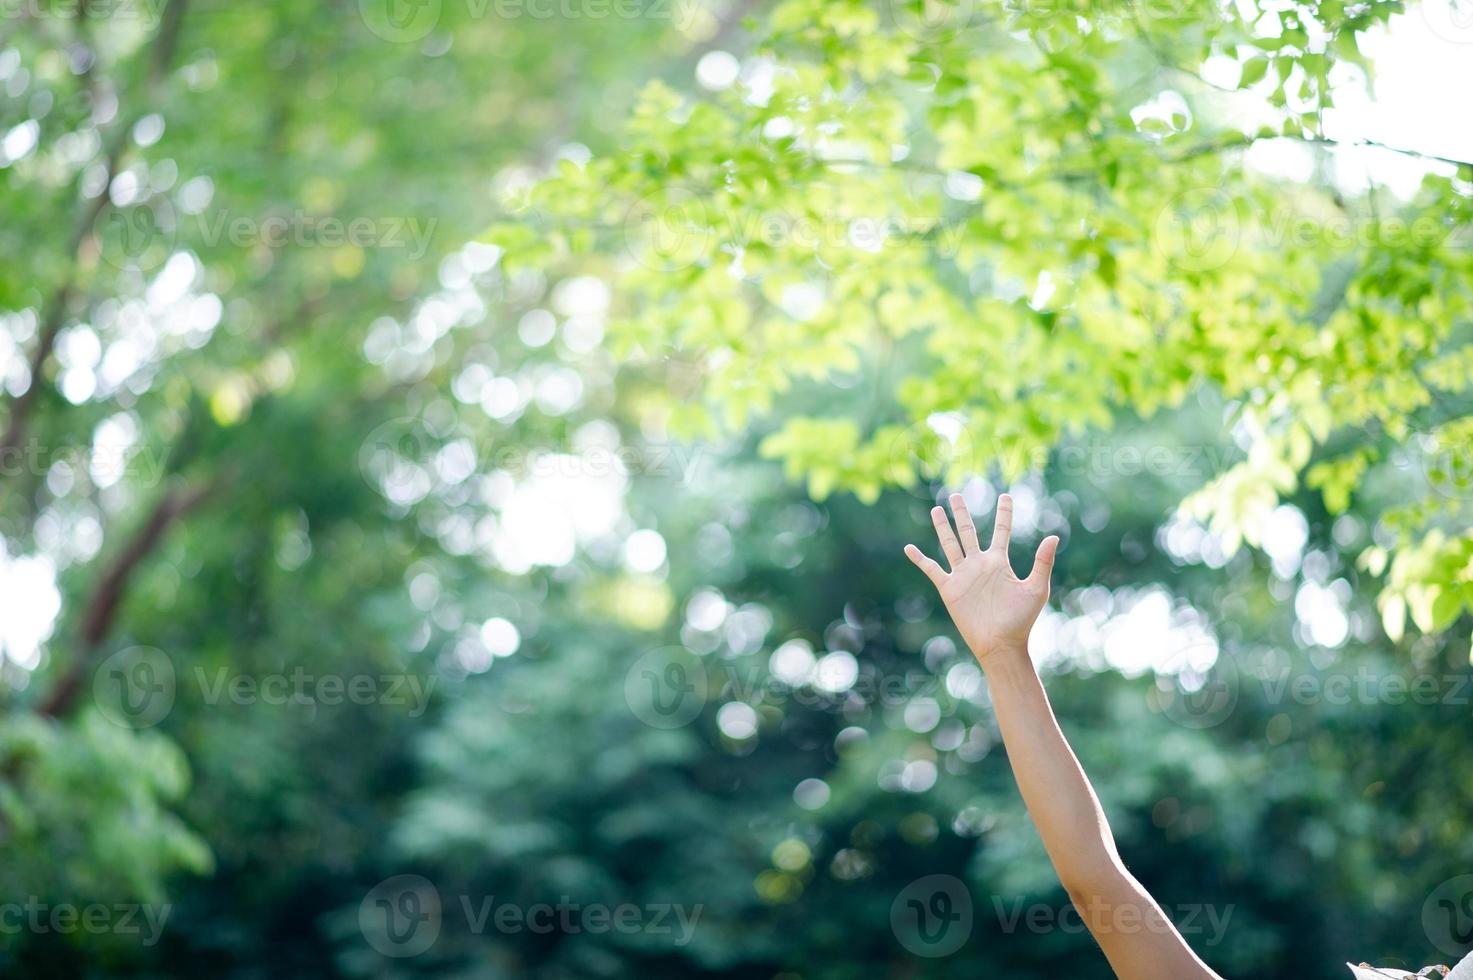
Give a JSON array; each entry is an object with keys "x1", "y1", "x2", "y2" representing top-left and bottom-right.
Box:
[{"x1": 2, "y1": 0, "x2": 1472, "y2": 976}]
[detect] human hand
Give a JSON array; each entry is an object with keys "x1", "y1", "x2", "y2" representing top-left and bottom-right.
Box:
[{"x1": 904, "y1": 493, "x2": 1059, "y2": 662}]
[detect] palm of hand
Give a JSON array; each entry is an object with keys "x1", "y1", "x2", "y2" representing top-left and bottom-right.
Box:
[{"x1": 906, "y1": 493, "x2": 1059, "y2": 660}]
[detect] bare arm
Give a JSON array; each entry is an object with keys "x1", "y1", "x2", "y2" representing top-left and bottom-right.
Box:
[{"x1": 905, "y1": 493, "x2": 1224, "y2": 980}]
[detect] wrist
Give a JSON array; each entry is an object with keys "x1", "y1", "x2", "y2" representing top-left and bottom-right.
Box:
[{"x1": 970, "y1": 639, "x2": 1031, "y2": 670}]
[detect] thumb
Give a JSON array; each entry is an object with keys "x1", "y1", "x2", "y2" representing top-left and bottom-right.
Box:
[{"x1": 1025, "y1": 535, "x2": 1060, "y2": 589}]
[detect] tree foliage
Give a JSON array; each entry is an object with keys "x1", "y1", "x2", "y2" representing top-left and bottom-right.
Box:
[
  {"x1": 1, "y1": 0, "x2": 1470, "y2": 977},
  {"x1": 494, "y1": 0, "x2": 1473, "y2": 649}
]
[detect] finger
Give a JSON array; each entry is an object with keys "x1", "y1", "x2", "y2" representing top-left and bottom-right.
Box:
[
  {"x1": 1024, "y1": 535, "x2": 1060, "y2": 590},
  {"x1": 930, "y1": 506, "x2": 964, "y2": 568},
  {"x1": 989, "y1": 493, "x2": 1014, "y2": 552},
  {"x1": 905, "y1": 544, "x2": 947, "y2": 588},
  {"x1": 949, "y1": 493, "x2": 980, "y2": 554}
]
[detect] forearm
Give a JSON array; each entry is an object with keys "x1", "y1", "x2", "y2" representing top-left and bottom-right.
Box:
[
  {"x1": 979, "y1": 642, "x2": 1223, "y2": 980},
  {"x1": 979, "y1": 644, "x2": 1121, "y2": 891}
]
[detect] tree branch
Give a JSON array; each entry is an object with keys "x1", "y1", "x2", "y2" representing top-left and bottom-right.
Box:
[
  {"x1": 1288, "y1": 135, "x2": 1473, "y2": 171},
  {"x1": 37, "y1": 477, "x2": 219, "y2": 719}
]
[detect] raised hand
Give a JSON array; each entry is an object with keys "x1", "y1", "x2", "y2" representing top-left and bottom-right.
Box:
[
  {"x1": 904, "y1": 494, "x2": 1225, "y2": 980},
  {"x1": 904, "y1": 493, "x2": 1059, "y2": 661}
]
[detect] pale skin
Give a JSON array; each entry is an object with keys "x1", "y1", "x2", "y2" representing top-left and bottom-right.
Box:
[{"x1": 905, "y1": 492, "x2": 1225, "y2": 980}]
